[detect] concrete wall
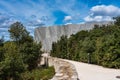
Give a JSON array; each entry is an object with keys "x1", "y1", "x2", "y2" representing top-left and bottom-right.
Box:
[{"x1": 34, "y1": 22, "x2": 112, "y2": 52}]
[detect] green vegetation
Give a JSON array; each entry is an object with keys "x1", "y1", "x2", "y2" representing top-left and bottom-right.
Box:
[
  {"x1": 21, "y1": 67, "x2": 55, "y2": 80},
  {"x1": 0, "y1": 22, "x2": 54, "y2": 80},
  {"x1": 0, "y1": 42, "x2": 27, "y2": 80},
  {"x1": 51, "y1": 16, "x2": 120, "y2": 69}
]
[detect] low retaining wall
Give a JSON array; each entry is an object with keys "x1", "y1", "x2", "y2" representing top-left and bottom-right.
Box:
[
  {"x1": 48, "y1": 57, "x2": 79, "y2": 80},
  {"x1": 39, "y1": 53, "x2": 79, "y2": 80}
]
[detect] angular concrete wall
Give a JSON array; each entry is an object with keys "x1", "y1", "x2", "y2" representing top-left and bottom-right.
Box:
[{"x1": 34, "y1": 22, "x2": 112, "y2": 52}]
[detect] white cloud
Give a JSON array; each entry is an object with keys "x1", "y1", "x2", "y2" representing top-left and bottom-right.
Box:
[
  {"x1": 84, "y1": 5, "x2": 120, "y2": 22},
  {"x1": 64, "y1": 16, "x2": 72, "y2": 21},
  {"x1": 91, "y1": 5, "x2": 120, "y2": 16},
  {"x1": 65, "y1": 22, "x2": 72, "y2": 25},
  {"x1": 84, "y1": 16, "x2": 112, "y2": 22},
  {"x1": 27, "y1": 19, "x2": 44, "y2": 26}
]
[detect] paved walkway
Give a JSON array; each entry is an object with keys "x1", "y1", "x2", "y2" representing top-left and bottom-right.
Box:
[{"x1": 64, "y1": 60, "x2": 120, "y2": 80}]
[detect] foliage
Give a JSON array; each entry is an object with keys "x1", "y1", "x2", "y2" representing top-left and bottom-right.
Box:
[
  {"x1": 0, "y1": 47, "x2": 4, "y2": 62},
  {"x1": 51, "y1": 35, "x2": 68, "y2": 59},
  {"x1": 8, "y1": 22, "x2": 32, "y2": 44},
  {"x1": 0, "y1": 42, "x2": 27, "y2": 80},
  {"x1": 51, "y1": 17, "x2": 120, "y2": 69},
  {"x1": 0, "y1": 36, "x2": 4, "y2": 46},
  {"x1": 0, "y1": 22, "x2": 46, "y2": 80},
  {"x1": 20, "y1": 42, "x2": 42, "y2": 70},
  {"x1": 21, "y1": 67, "x2": 55, "y2": 80},
  {"x1": 113, "y1": 16, "x2": 120, "y2": 26},
  {"x1": 0, "y1": 36, "x2": 4, "y2": 62},
  {"x1": 8, "y1": 22, "x2": 42, "y2": 70}
]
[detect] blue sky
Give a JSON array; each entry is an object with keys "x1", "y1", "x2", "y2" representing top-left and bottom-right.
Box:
[{"x1": 0, "y1": 0, "x2": 120, "y2": 40}]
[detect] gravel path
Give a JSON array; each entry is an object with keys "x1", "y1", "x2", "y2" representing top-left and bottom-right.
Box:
[{"x1": 64, "y1": 60, "x2": 120, "y2": 80}]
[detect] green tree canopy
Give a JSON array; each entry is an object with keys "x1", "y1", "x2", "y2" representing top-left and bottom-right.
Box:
[
  {"x1": 113, "y1": 16, "x2": 120, "y2": 26},
  {"x1": 0, "y1": 42, "x2": 27, "y2": 80},
  {"x1": 8, "y1": 22, "x2": 33, "y2": 44},
  {"x1": 0, "y1": 36, "x2": 4, "y2": 46}
]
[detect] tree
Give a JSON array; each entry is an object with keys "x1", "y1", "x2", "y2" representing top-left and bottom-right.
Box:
[
  {"x1": 8, "y1": 21, "x2": 42, "y2": 70},
  {"x1": 0, "y1": 42, "x2": 27, "y2": 80},
  {"x1": 113, "y1": 16, "x2": 120, "y2": 26},
  {"x1": 0, "y1": 21, "x2": 43, "y2": 79},
  {"x1": 0, "y1": 46, "x2": 4, "y2": 62},
  {"x1": 51, "y1": 35, "x2": 68, "y2": 59},
  {"x1": 59, "y1": 35, "x2": 68, "y2": 59},
  {"x1": 8, "y1": 22, "x2": 31, "y2": 44},
  {"x1": 20, "y1": 42, "x2": 42, "y2": 70},
  {"x1": 0, "y1": 36, "x2": 4, "y2": 46},
  {"x1": 0, "y1": 36, "x2": 4, "y2": 62}
]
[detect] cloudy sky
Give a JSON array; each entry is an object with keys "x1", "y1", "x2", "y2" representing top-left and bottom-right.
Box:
[{"x1": 0, "y1": 0, "x2": 120, "y2": 40}]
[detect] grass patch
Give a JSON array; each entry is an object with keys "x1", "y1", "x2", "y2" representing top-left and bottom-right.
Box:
[{"x1": 21, "y1": 67, "x2": 55, "y2": 80}]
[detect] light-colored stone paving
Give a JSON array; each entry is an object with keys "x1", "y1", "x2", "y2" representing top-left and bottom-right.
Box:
[{"x1": 65, "y1": 60, "x2": 120, "y2": 80}]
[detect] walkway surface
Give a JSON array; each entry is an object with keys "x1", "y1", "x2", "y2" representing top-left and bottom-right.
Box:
[{"x1": 64, "y1": 59, "x2": 120, "y2": 80}]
